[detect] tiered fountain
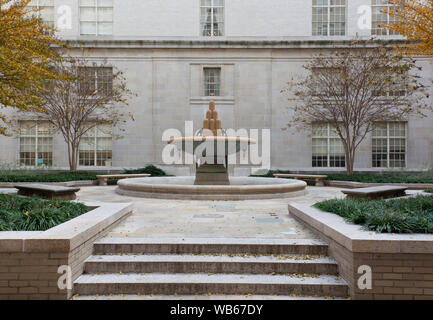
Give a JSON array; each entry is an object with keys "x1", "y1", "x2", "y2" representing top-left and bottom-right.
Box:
[{"x1": 116, "y1": 101, "x2": 307, "y2": 200}]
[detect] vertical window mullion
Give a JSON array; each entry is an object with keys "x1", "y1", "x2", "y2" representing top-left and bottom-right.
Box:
[
  {"x1": 327, "y1": 124, "x2": 331, "y2": 167},
  {"x1": 210, "y1": 5, "x2": 214, "y2": 36},
  {"x1": 387, "y1": 123, "x2": 390, "y2": 168},
  {"x1": 387, "y1": 4, "x2": 390, "y2": 35},
  {"x1": 95, "y1": 69, "x2": 98, "y2": 93},
  {"x1": 95, "y1": 3, "x2": 99, "y2": 36},
  {"x1": 35, "y1": 122, "x2": 38, "y2": 166},
  {"x1": 94, "y1": 127, "x2": 97, "y2": 166},
  {"x1": 327, "y1": 5, "x2": 331, "y2": 36}
]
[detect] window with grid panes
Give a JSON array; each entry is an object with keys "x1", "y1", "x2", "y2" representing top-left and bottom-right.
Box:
[
  {"x1": 27, "y1": 0, "x2": 55, "y2": 27},
  {"x1": 372, "y1": 0, "x2": 399, "y2": 36},
  {"x1": 372, "y1": 122, "x2": 406, "y2": 168},
  {"x1": 80, "y1": 0, "x2": 113, "y2": 35},
  {"x1": 79, "y1": 124, "x2": 112, "y2": 167},
  {"x1": 19, "y1": 121, "x2": 54, "y2": 166},
  {"x1": 204, "y1": 68, "x2": 221, "y2": 96},
  {"x1": 312, "y1": 123, "x2": 346, "y2": 168},
  {"x1": 78, "y1": 67, "x2": 113, "y2": 95},
  {"x1": 200, "y1": 0, "x2": 224, "y2": 37},
  {"x1": 312, "y1": 0, "x2": 346, "y2": 36}
]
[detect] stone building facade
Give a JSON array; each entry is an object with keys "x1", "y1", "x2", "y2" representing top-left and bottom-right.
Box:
[{"x1": 0, "y1": 0, "x2": 432, "y2": 174}]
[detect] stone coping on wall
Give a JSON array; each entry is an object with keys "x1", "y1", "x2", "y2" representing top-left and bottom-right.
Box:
[
  {"x1": 325, "y1": 180, "x2": 433, "y2": 190},
  {"x1": 0, "y1": 180, "x2": 98, "y2": 189},
  {"x1": 288, "y1": 203, "x2": 433, "y2": 254},
  {"x1": 0, "y1": 202, "x2": 132, "y2": 253}
]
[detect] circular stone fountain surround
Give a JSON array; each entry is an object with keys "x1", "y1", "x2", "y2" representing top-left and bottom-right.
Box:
[{"x1": 116, "y1": 176, "x2": 307, "y2": 200}]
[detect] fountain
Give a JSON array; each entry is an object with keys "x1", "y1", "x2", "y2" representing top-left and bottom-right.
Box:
[{"x1": 116, "y1": 101, "x2": 307, "y2": 200}]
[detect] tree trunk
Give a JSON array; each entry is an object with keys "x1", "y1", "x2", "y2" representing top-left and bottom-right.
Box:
[
  {"x1": 344, "y1": 148, "x2": 355, "y2": 175},
  {"x1": 346, "y1": 149, "x2": 355, "y2": 175},
  {"x1": 68, "y1": 143, "x2": 78, "y2": 172}
]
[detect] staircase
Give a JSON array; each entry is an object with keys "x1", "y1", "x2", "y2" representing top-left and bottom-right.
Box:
[{"x1": 73, "y1": 238, "x2": 349, "y2": 299}]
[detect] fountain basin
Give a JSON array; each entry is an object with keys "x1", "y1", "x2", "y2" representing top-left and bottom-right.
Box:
[
  {"x1": 116, "y1": 176, "x2": 307, "y2": 200},
  {"x1": 169, "y1": 136, "x2": 256, "y2": 155}
]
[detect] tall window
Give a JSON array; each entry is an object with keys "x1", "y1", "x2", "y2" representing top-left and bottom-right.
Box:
[
  {"x1": 372, "y1": 0, "x2": 398, "y2": 36},
  {"x1": 200, "y1": 0, "x2": 224, "y2": 37},
  {"x1": 312, "y1": 0, "x2": 346, "y2": 36},
  {"x1": 79, "y1": 124, "x2": 112, "y2": 167},
  {"x1": 204, "y1": 68, "x2": 221, "y2": 96},
  {"x1": 27, "y1": 0, "x2": 55, "y2": 27},
  {"x1": 80, "y1": 0, "x2": 113, "y2": 36},
  {"x1": 312, "y1": 124, "x2": 346, "y2": 168},
  {"x1": 372, "y1": 122, "x2": 406, "y2": 168},
  {"x1": 19, "y1": 121, "x2": 54, "y2": 166},
  {"x1": 78, "y1": 67, "x2": 113, "y2": 95}
]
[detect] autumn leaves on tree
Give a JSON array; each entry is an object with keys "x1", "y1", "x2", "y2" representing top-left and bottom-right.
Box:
[
  {"x1": 387, "y1": 0, "x2": 433, "y2": 56},
  {"x1": 0, "y1": 0, "x2": 63, "y2": 135}
]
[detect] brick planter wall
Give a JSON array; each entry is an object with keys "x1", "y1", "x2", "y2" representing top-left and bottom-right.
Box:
[
  {"x1": 0, "y1": 202, "x2": 132, "y2": 300},
  {"x1": 289, "y1": 203, "x2": 433, "y2": 300}
]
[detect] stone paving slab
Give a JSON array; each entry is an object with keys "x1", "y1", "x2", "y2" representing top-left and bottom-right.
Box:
[{"x1": 75, "y1": 186, "x2": 345, "y2": 239}]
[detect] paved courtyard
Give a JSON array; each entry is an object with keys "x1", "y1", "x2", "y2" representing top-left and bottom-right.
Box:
[{"x1": 76, "y1": 186, "x2": 345, "y2": 239}]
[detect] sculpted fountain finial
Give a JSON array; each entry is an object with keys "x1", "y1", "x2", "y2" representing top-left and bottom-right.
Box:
[{"x1": 203, "y1": 100, "x2": 222, "y2": 136}]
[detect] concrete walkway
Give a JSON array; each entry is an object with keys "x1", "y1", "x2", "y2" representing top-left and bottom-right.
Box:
[{"x1": 76, "y1": 186, "x2": 345, "y2": 239}]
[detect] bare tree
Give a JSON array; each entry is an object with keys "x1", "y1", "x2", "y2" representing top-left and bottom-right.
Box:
[
  {"x1": 285, "y1": 42, "x2": 430, "y2": 174},
  {"x1": 33, "y1": 57, "x2": 134, "y2": 171}
]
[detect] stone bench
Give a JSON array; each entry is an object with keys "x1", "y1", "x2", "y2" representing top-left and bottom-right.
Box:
[
  {"x1": 14, "y1": 184, "x2": 80, "y2": 200},
  {"x1": 96, "y1": 174, "x2": 151, "y2": 186},
  {"x1": 274, "y1": 174, "x2": 328, "y2": 186},
  {"x1": 342, "y1": 186, "x2": 408, "y2": 200}
]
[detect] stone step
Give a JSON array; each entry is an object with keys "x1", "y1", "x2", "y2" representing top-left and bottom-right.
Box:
[
  {"x1": 84, "y1": 254, "x2": 338, "y2": 275},
  {"x1": 93, "y1": 238, "x2": 328, "y2": 255},
  {"x1": 74, "y1": 273, "x2": 349, "y2": 297},
  {"x1": 73, "y1": 294, "x2": 346, "y2": 300}
]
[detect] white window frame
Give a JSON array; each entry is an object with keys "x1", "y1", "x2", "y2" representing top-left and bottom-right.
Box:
[
  {"x1": 79, "y1": 124, "x2": 113, "y2": 167},
  {"x1": 312, "y1": 0, "x2": 347, "y2": 36},
  {"x1": 203, "y1": 67, "x2": 222, "y2": 97},
  {"x1": 372, "y1": 122, "x2": 407, "y2": 168},
  {"x1": 78, "y1": 66, "x2": 113, "y2": 95},
  {"x1": 79, "y1": 0, "x2": 113, "y2": 36},
  {"x1": 27, "y1": 0, "x2": 55, "y2": 27},
  {"x1": 312, "y1": 123, "x2": 346, "y2": 168},
  {"x1": 371, "y1": 0, "x2": 398, "y2": 36},
  {"x1": 19, "y1": 121, "x2": 54, "y2": 167},
  {"x1": 200, "y1": 0, "x2": 225, "y2": 37}
]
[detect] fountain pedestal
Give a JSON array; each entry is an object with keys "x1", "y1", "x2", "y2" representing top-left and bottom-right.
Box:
[{"x1": 195, "y1": 164, "x2": 229, "y2": 185}]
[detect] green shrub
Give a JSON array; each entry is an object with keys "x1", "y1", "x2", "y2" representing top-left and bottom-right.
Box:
[
  {"x1": 0, "y1": 195, "x2": 88, "y2": 231},
  {"x1": 252, "y1": 169, "x2": 433, "y2": 184},
  {"x1": 314, "y1": 196, "x2": 433, "y2": 234},
  {"x1": 0, "y1": 170, "x2": 97, "y2": 183},
  {"x1": 426, "y1": 189, "x2": 433, "y2": 194},
  {"x1": 123, "y1": 165, "x2": 167, "y2": 176},
  {"x1": 250, "y1": 170, "x2": 292, "y2": 178},
  {"x1": 325, "y1": 170, "x2": 433, "y2": 184}
]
